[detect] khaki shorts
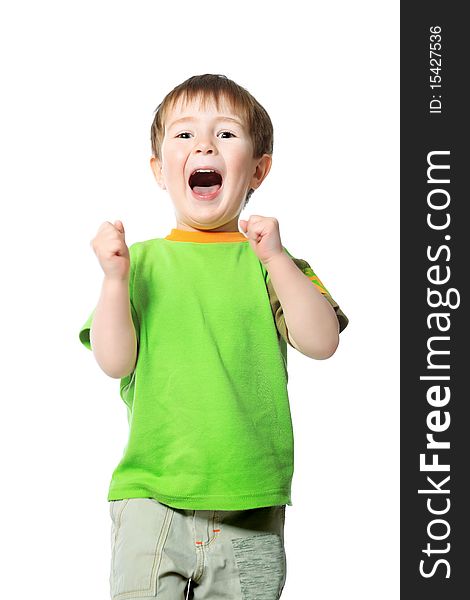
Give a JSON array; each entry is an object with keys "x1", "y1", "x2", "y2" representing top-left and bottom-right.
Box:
[{"x1": 109, "y1": 498, "x2": 287, "y2": 600}]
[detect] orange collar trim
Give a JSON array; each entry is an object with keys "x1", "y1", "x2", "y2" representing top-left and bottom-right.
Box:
[{"x1": 164, "y1": 228, "x2": 248, "y2": 243}]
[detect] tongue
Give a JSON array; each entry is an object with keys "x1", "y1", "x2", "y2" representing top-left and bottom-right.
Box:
[{"x1": 193, "y1": 184, "x2": 221, "y2": 196}]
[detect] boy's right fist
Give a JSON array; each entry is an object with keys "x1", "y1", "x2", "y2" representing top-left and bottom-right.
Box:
[{"x1": 90, "y1": 220, "x2": 130, "y2": 280}]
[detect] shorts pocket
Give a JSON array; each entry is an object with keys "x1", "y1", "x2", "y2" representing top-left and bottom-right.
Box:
[
  {"x1": 231, "y1": 532, "x2": 286, "y2": 599},
  {"x1": 109, "y1": 498, "x2": 172, "y2": 598},
  {"x1": 109, "y1": 499, "x2": 127, "y2": 524}
]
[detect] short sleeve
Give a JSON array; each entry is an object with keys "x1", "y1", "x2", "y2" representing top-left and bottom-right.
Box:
[
  {"x1": 78, "y1": 308, "x2": 96, "y2": 351},
  {"x1": 78, "y1": 243, "x2": 140, "y2": 352},
  {"x1": 266, "y1": 248, "x2": 349, "y2": 348},
  {"x1": 78, "y1": 301, "x2": 140, "y2": 351}
]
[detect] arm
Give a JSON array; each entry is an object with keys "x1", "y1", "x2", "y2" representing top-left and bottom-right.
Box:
[
  {"x1": 90, "y1": 276, "x2": 137, "y2": 378},
  {"x1": 264, "y1": 252, "x2": 340, "y2": 359}
]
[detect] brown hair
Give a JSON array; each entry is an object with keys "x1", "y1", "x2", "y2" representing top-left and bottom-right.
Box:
[{"x1": 150, "y1": 74, "x2": 273, "y2": 207}]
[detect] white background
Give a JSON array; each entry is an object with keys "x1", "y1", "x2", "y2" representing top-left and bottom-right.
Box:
[{"x1": 0, "y1": 1, "x2": 399, "y2": 598}]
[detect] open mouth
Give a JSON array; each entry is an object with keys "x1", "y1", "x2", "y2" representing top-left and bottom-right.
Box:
[{"x1": 188, "y1": 169, "x2": 223, "y2": 199}]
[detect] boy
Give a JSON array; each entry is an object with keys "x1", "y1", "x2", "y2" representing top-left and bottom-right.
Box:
[{"x1": 79, "y1": 74, "x2": 348, "y2": 600}]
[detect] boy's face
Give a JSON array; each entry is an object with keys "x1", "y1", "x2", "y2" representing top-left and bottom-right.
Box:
[{"x1": 150, "y1": 96, "x2": 272, "y2": 232}]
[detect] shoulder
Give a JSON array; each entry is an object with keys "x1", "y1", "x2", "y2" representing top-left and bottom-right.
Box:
[{"x1": 128, "y1": 237, "x2": 167, "y2": 259}]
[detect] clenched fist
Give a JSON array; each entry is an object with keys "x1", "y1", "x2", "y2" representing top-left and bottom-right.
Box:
[{"x1": 90, "y1": 220, "x2": 130, "y2": 280}]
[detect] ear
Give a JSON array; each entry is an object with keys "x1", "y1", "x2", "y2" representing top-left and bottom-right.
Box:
[
  {"x1": 250, "y1": 154, "x2": 272, "y2": 191},
  {"x1": 150, "y1": 156, "x2": 166, "y2": 190}
]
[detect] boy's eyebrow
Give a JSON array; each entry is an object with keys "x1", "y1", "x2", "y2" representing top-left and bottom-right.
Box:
[{"x1": 168, "y1": 116, "x2": 244, "y2": 129}]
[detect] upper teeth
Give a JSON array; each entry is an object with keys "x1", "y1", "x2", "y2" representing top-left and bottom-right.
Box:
[{"x1": 195, "y1": 169, "x2": 215, "y2": 173}]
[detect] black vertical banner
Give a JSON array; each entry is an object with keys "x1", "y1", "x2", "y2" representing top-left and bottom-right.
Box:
[{"x1": 401, "y1": 3, "x2": 469, "y2": 598}]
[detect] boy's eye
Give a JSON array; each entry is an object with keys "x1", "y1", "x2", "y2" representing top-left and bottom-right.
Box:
[
  {"x1": 175, "y1": 131, "x2": 236, "y2": 139},
  {"x1": 219, "y1": 131, "x2": 236, "y2": 138}
]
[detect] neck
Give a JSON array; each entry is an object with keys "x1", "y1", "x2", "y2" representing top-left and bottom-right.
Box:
[{"x1": 175, "y1": 217, "x2": 241, "y2": 233}]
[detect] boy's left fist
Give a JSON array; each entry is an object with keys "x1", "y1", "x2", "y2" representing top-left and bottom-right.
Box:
[{"x1": 239, "y1": 215, "x2": 284, "y2": 265}]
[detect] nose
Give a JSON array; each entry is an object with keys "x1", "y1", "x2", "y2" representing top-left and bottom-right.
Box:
[
  {"x1": 193, "y1": 136, "x2": 217, "y2": 155},
  {"x1": 195, "y1": 144, "x2": 215, "y2": 155}
]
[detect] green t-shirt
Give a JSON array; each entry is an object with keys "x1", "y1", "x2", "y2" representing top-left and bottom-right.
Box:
[{"x1": 79, "y1": 228, "x2": 348, "y2": 510}]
